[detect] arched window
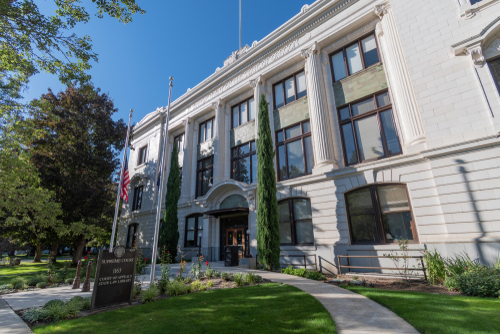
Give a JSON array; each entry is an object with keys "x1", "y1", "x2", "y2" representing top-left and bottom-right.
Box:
[
  {"x1": 126, "y1": 223, "x2": 138, "y2": 249},
  {"x1": 345, "y1": 184, "x2": 417, "y2": 244},
  {"x1": 220, "y1": 195, "x2": 248, "y2": 209},
  {"x1": 184, "y1": 214, "x2": 203, "y2": 248},
  {"x1": 278, "y1": 198, "x2": 314, "y2": 245}
]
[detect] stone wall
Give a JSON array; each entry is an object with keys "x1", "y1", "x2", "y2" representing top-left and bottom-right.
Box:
[{"x1": 273, "y1": 96, "x2": 309, "y2": 131}]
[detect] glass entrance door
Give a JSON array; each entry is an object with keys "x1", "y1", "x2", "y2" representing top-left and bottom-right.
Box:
[
  {"x1": 220, "y1": 215, "x2": 248, "y2": 261},
  {"x1": 225, "y1": 227, "x2": 245, "y2": 259}
]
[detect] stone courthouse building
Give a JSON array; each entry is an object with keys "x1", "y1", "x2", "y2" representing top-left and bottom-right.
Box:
[{"x1": 117, "y1": 0, "x2": 500, "y2": 274}]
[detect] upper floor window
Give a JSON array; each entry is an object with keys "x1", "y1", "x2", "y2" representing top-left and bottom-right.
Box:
[
  {"x1": 126, "y1": 224, "x2": 138, "y2": 249},
  {"x1": 488, "y1": 56, "x2": 500, "y2": 96},
  {"x1": 330, "y1": 34, "x2": 380, "y2": 82},
  {"x1": 132, "y1": 185, "x2": 143, "y2": 211},
  {"x1": 232, "y1": 97, "x2": 256, "y2": 128},
  {"x1": 174, "y1": 133, "x2": 184, "y2": 152},
  {"x1": 276, "y1": 120, "x2": 314, "y2": 181},
  {"x1": 185, "y1": 214, "x2": 203, "y2": 247},
  {"x1": 196, "y1": 156, "x2": 213, "y2": 198},
  {"x1": 273, "y1": 70, "x2": 307, "y2": 110},
  {"x1": 138, "y1": 145, "x2": 147, "y2": 165},
  {"x1": 345, "y1": 184, "x2": 417, "y2": 244},
  {"x1": 231, "y1": 141, "x2": 257, "y2": 184},
  {"x1": 339, "y1": 91, "x2": 401, "y2": 166},
  {"x1": 199, "y1": 118, "x2": 214, "y2": 143},
  {"x1": 278, "y1": 198, "x2": 314, "y2": 245}
]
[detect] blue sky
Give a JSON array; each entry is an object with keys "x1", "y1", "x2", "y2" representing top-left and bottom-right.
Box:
[{"x1": 26, "y1": 0, "x2": 310, "y2": 125}]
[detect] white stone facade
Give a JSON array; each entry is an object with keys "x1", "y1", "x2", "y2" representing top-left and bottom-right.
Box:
[{"x1": 117, "y1": 0, "x2": 500, "y2": 274}]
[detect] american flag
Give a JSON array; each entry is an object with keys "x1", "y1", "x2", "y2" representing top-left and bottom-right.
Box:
[{"x1": 121, "y1": 154, "x2": 130, "y2": 203}]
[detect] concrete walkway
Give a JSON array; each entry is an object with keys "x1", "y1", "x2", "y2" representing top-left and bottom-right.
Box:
[{"x1": 0, "y1": 298, "x2": 31, "y2": 334}]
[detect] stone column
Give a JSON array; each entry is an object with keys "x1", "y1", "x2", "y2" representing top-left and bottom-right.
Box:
[
  {"x1": 159, "y1": 135, "x2": 174, "y2": 208},
  {"x1": 190, "y1": 123, "x2": 198, "y2": 201},
  {"x1": 224, "y1": 105, "x2": 231, "y2": 180},
  {"x1": 212, "y1": 99, "x2": 224, "y2": 185},
  {"x1": 248, "y1": 192, "x2": 257, "y2": 257},
  {"x1": 375, "y1": 4, "x2": 426, "y2": 147},
  {"x1": 180, "y1": 118, "x2": 192, "y2": 203},
  {"x1": 249, "y1": 75, "x2": 265, "y2": 139},
  {"x1": 301, "y1": 42, "x2": 336, "y2": 171}
]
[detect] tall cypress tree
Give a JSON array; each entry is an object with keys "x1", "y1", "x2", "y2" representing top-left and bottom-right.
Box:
[
  {"x1": 256, "y1": 93, "x2": 280, "y2": 270},
  {"x1": 159, "y1": 142, "x2": 180, "y2": 260}
]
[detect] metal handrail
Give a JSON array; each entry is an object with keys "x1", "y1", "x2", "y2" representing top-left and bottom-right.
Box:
[
  {"x1": 280, "y1": 254, "x2": 317, "y2": 270},
  {"x1": 337, "y1": 255, "x2": 427, "y2": 280}
]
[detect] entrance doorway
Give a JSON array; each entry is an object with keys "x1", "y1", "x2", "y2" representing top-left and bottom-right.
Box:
[
  {"x1": 226, "y1": 228, "x2": 245, "y2": 259},
  {"x1": 220, "y1": 215, "x2": 248, "y2": 261}
]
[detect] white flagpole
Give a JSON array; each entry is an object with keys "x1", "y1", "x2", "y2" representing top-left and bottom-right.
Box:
[
  {"x1": 150, "y1": 77, "x2": 174, "y2": 285},
  {"x1": 239, "y1": 0, "x2": 242, "y2": 49},
  {"x1": 109, "y1": 109, "x2": 133, "y2": 252}
]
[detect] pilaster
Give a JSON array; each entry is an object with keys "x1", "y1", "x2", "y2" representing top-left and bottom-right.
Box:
[
  {"x1": 180, "y1": 118, "x2": 193, "y2": 203},
  {"x1": 212, "y1": 99, "x2": 225, "y2": 185},
  {"x1": 249, "y1": 75, "x2": 265, "y2": 139}
]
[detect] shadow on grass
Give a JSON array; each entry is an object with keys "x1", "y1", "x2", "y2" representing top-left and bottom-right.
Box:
[{"x1": 33, "y1": 284, "x2": 336, "y2": 334}]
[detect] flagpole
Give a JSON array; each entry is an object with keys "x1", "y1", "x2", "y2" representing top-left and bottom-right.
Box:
[
  {"x1": 109, "y1": 109, "x2": 133, "y2": 252},
  {"x1": 239, "y1": 0, "x2": 242, "y2": 49},
  {"x1": 150, "y1": 77, "x2": 174, "y2": 285}
]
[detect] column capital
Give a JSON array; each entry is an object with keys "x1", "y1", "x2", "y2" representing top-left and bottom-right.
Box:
[
  {"x1": 211, "y1": 98, "x2": 224, "y2": 110},
  {"x1": 466, "y1": 44, "x2": 485, "y2": 68},
  {"x1": 249, "y1": 75, "x2": 263, "y2": 88},
  {"x1": 374, "y1": 3, "x2": 390, "y2": 20},
  {"x1": 301, "y1": 42, "x2": 318, "y2": 59},
  {"x1": 181, "y1": 117, "x2": 192, "y2": 126}
]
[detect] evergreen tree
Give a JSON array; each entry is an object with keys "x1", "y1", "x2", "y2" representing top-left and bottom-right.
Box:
[
  {"x1": 256, "y1": 93, "x2": 280, "y2": 270},
  {"x1": 159, "y1": 142, "x2": 181, "y2": 260}
]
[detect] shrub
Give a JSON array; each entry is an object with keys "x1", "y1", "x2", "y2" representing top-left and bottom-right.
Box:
[
  {"x1": 423, "y1": 249, "x2": 446, "y2": 285},
  {"x1": 451, "y1": 266, "x2": 500, "y2": 297},
  {"x1": 206, "y1": 280, "x2": 214, "y2": 288},
  {"x1": 82, "y1": 297, "x2": 92, "y2": 310},
  {"x1": 293, "y1": 268, "x2": 308, "y2": 277},
  {"x1": 282, "y1": 266, "x2": 294, "y2": 275},
  {"x1": 133, "y1": 284, "x2": 142, "y2": 297},
  {"x1": 0, "y1": 284, "x2": 11, "y2": 290},
  {"x1": 306, "y1": 271, "x2": 326, "y2": 281},
  {"x1": 444, "y1": 252, "x2": 480, "y2": 277},
  {"x1": 36, "y1": 282, "x2": 47, "y2": 289},
  {"x1": 213, "y1": 271, "x2": 220, "y2": 277},
  {"x1": 21, "y1": 307, "x2": 50, "y2": 323},
  {"x1": 254, "y1": 275, "x2": 263, "y2": 283},
  {"x1": 244, "y1": 272, "x2": 258, "y2": 284},
  {"x1": 191, "y1": 279, "x2": 203, "y2": 291},
  {"x1": 184, "y1": 276, "x2": 192, "y2": 284},
  {"x1": 27, "y1": 275, "x2": 45, "y2": 287},
  {"x1": 205, "y1": 268, "x2": 216, "y2": 279},
  {"x1": 220, "y1": 272, "x2": 230, "y2": 281},
  {"x1": 140, "y1": 286, "x2": 160, "y2": 303},
  {"x1": 233, "y1": 273, "x2": 245, "y2": 287},
  {"x1": 10, "y1": 276, "x2": 27, "y2": 290},
  {"x1": 45, "y1": 303, "x2": 72, "y2": 321},
  {"x1": 167, "y1": 280, "x2": 188, "y2": 296},
  {"x1": 65, "y1": 278, "x2": 74, "y2": 284},
  {"x1": 44, "y1": 299, "x2": 64, "y2": 309}
]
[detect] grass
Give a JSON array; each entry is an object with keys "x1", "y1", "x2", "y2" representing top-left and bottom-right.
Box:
[
  {"x1": 33, "y1": 283, "x2": 336, "y2": 334},
  {"x1": 0, "y1": 261, "x2": 73, "y2": 276},
  {"x1": 343, "y1": 286, "x2": 500, "y2": 334},
  {"x1": 0, "y1": 274, "x2": 36, "y2": 286}
]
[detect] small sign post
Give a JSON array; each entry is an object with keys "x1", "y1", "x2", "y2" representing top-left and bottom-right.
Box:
[{"x1": 91, "y1": 246, "x2": 137, "y2": 312}]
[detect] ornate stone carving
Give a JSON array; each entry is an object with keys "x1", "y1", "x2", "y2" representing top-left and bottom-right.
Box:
[
  {"x1": 374, "y1": 4, "x2": 388, "y2": 20},
  {"x1": 211, "y1": 99, "x2": 223, "y2": 110},
  {"x1": 249, "y1": 75, "x2": 262, "y2": 88},
  {"x1": 301, "y1": 42, "x2": 317, "y2": 59},
  {"x1": 375, "y1": 21, "x2": 383, "y2": 37},
  {"x1": 301, "y1": 4, "x2": 309, "y2": 14},
  {"x1": 252, "y1": 40, "x2": 258, "y2": 48},
  {"x1": 467, "y1": 45, "x2": 485, "y2": 67},
  {"x1": 223, "y1": 45, "x2": 249, "y2": 67},
  {"x1": 321, "y1": 51, "x2": 329, "y2": 66}
]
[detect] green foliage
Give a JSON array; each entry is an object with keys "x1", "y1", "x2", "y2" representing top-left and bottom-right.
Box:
[
  {"x1": 423, "y1": 249, "x2": 446, "y2": 285},
  {"x1": 444, "y1": 252, "x2": 480, "y2": 277},
  {"x1": 307, "y1": 271, "x2": 326, "y2": 281},
  {"x1": 206, "y1": 280, "x2": 214, "y2": 288},
  {"x1": 450, "y1": 267, "x2": 500, "y2": 297},
  {"x1": 183, "y1": 276, "x2": 192, "y2": 284},
  {"x1": 220, "y1": 272, "x2": 231, "y2": 281},
  {"x1": 213, "y1": 271, "x2": 220, "y2": 278},
  {"x1": 27, "y1": 275, "x2": 46, "y2": 287},
  {"x1": 159, "y1": 143, "x2": 181, "y2": 259},
  {"x1": 294, "y1": 268, "x2": 308, "y2": 277},
  {"x1": 135, "y1": 251, "x2": 147, "y2": 275},
  {"x1": 44, "y1": 299, "x2": 64, "y2": 309},
  {"x1": 157, "y1": 246, "x2": 171, "y2": 294},
  {"x1": 36, "y1": 282, "x2": 47, "y2": 289},
  {"x1": 282, "y1": 266, "x2": 294, "y2": 275},
  {"x1": 65, "y1": 278, "x2": 74, "y2": 284},
  {"x1": 244, "y1": 272, "x2": 259, "y2": 284},
  {"x1": 256, "y1": 93, "x2": 280, "y2": 271},
  {"x1": 22, "y1": 297, "x2": 90, "y2": 324},
  {"x1": 0, "y1": 284, "x2": 11, "y2": 290},
  {"x1": 167, "y1": 280, "x2": 188, "y2": 296},
  {"x1": 82, "y1": 297, "x2": 91, "y2": 311},
  {"x1": 140, "y1": 285, "x2": 160, "y2": 304},
  {"x1": 191, "y1": 279, "x2": 203, "y2": 291},
  {"x1": 21, "y1": 307, "x2": 51, "y2": 323},
  {"x1": 233, "y1": 273, "x2": 245, "y2": 287},
  {"x1": 10, "y1": 276, "x2": 27, "y2": 289},
  {"x1": 205, "y1": 268, "x2": 216, "y2": 279}
]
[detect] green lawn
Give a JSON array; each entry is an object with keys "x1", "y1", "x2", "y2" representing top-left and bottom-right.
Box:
[
  {"x1": 33, "y1": 283, "x2": 336, "y2": 334},
  {"x1": 0, "y1": 274, "x2": 36, "y2": 286},
  {"x1": 343, "y1": 286, "x2": 500, "y2": 334},
  {"x1": 0, "y1": 261, "x2": 73, "y2": 276}
]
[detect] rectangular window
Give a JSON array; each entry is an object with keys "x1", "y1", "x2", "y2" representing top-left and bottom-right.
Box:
[
  {"x1": 330, "y1": 33, "x2": 380, "y2": 82},
  {"x1": 132, "y1": 186, "x2": 143, "y2": 211},
  {"x1": 231, "y1": 97, "x2": 255, "y2": 128},
  {"x1": 231, "y1": 141, "x2": 257, "y2": 184},
  {"x1": 174, "y1": 133, "x2": 184, "y2": 152},
  {"x1": 138, "y1": 146, "x2": 147, "y2": 165},
  {"x1": 126, "y1": 224, "x2": 138, "y2": 249},
  {"x1": 278, "y1": 198, "x2": 314, "y2": 245},
  {"x1": 273, "y1": 70, "x2": 307, "y2": 110},
  {"x1": 487, "y1": 57, "x2": 500, "y2": 95},
  {"x1": 196, "y1": 156, "x2": 213, "y2": 198},
  {"x1": 199, "y1": 118, "x2": 214, "y2": 143},
  {"x1": 275, "y1": 120, "x2": 314, "y2": 181},
  {"x1": 338, "y1": 91, "x2": 401, "y2": 166},
  {"x1": 184, "y1": 215, "x2": 203, "y2": 247}
]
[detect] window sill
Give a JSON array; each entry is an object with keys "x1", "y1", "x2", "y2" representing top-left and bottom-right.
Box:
[
  {"x1": 273, "y1": 95, "x2": 308, "y2": 113},
  {"x1": 231, "y1": 118, "x2": 255, "y2": 131},
  {"x1": 346, "y1": 243, "x2": 423, "y2": 251}
]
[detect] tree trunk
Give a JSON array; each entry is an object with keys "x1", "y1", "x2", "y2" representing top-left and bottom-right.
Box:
[
  {"x1": 71, "y1": 236, "x2": 86, "y2": 267},
  {"x1": 33, "y1": 242, "x2": 43, "y2": 262},
  {"x1": 51, "y1": 243, "x2": 58, "y2": 263}
]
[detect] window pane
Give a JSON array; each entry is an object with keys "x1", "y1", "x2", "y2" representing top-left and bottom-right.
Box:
[
  {"x1": 296, "y1": 220, "x2": 314, "y2": 244},
  {"x1": 332, "y1": 51, "x2": 347, "y2": 81},
  {"x1": 251, "y1": 154, "x2": 258, "y2": 183},
  {"x1": 285, "y1": 125, "x2": 301, "y2": 139},
  {"x1": 206, "y1": 120, "x2": 212, "y2": 140},
  {"x1": 278, "y1": 145, "x2": 287, "y2": 180},
  {"x1": 380, "y1": 110, "x2": 401, "y2": 155},
  {"x1": 339, "y1": 107, "x2": 350, "y2": 121},
  {"x1": 280, "y1": 222, "x2": 292, "y2": 244},
  {"x1": 285, "y1": 77, "x2": 295, "y2": 104},
  {"x1": 377, "y1": 186, "x2": 410, "y2": 212},
  {"x1": 354, "y1": 115, "x2": 384, "y2": 161},
  {"x1": 277, "y1": 131, "x2": 284, "y2": 143},
  {"x1": 232, "y1": 160, "x2": 237, "y2": 179},
  {"x1": 187, "y1": 217, "x2": 195, "y2": 231},
  {"x1": 250, "y1": 141, "x2": 256, "y2": 151},
  {"x1": 293, "y1": 199, "x2": 312, "y2": 220},
  {"x1": 274, "y1": 84, "x2": 284, "y2": 109},
  {"x1": 304, "y1": 136, "x2": 314, "y2": 174},
  {"x1": 296, "y1": 71, "x2": 307, "y2": 98},
  {"x1": 347, "y1": 188, "x2": 374, "y2": 215},
  {"x1": 383, "y1": 212, "x2": 414, "y2": 241},
  {"x1": 346, "y1": 43, "x2": 363, "y2": 75},
  {"x1": 351, "y1": 98, "x2": 375, "y2": 116},
  {"x1": 187, "y1": 231, "x2": 195, "y2": 242},
  {"x1": 376, "y1": 92, "x2": 390, "y2": 107},
  {"x1": 347, "y1": 188, "x2": 378, "y2": 243},
  {"x1": 200, "y1": 123, "x2": 205, "y2": 142},
  {"x1": 237, "y1": 156, "x2": 251, "y2": 183},
  {"x1": 302, "y1": 121, "x2": 310, "y2": 133},
  {"x1": 278, "y1": 201, "x2": 290, "y2": 222},
  {"x1": 201, "y1": 169, "x2": 212, "y2": 196},
  {"x1": 351, "y1": 215, "x2": 379, "y2": 243},
  {"x1": 488, "y1": 58, "x2": 500, "y2": 94},
  {"x1": 232, "y1": 106, "x2": 239, "y2": 127},
  {"x1": 361, "y1": 35, "x2": 380, "y2": 67},
  {"x1": 249, "y1": 98, "x2": 255, "y2": 120},
  {"x1": 287, "y1": 140, "x2": 305, "y2": 178},
  {"x1": 198, "y1": 218, "x2": 203, "y2": 230},
  {"x1": 240, "y1": 102, "x2": 248, "y2": 125},
  {"x1": 341, "y1": 123, "x2": 358, "y2": 165},
  {"x1": 239, "y1": 143, "x2": 250, "y2": 155}
]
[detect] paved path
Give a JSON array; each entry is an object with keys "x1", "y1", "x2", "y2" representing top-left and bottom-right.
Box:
[{"x1": 0, "y1": 298, "x2": 31, "y2": 334}]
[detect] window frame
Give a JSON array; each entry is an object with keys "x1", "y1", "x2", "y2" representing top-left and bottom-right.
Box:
[
  {"x1": 132, "y1": 185, "x2": 143, "y2": 211},
  {"x1": 275, "y1": 120, "x2": 313, "y2": 181},
  {"x1": 137, "y1": 145, "x2": 148, "y2": 165},
  {"x1": 174, "y1": 133, "x2": 184, "y2": 152},
  {"x1": 278, "y1": 197, "x2": 314, "y2": 246},
  {"x1": 196, "y1": 156, "x2": 213, "y2": 198},
  {"x1": 184, "y1": 214, "x2": 204, "y2": 248},
  {"x1": 487, "y1": 54, "x2": 500, "y2": 96},
  {"x1": 198, "y1": 118, "x2": 215, "y2": 144},
  {"x1": 272, "y1": 70, "x2": 307, "y2": 110},
  {"x1": 231, "y1": 97, "x2": 255, "y2": 129},
  {"x1": 338, "y1": 90, "x2": 402, "y2": 166},
  {"x1": 344, "y1": 184, "x2": 418, "y2": 245},
  {"x1": 230, "y1": 141, "x2": 257, "y2": 184},
  {"x1": 126, "y1": 223, "x2": 138, "y2": 249},
  {"x1": 329, "y1": 32, "x2": 381, "y2": 83}
]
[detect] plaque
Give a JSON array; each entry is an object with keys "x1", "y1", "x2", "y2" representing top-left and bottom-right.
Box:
[{"x1": 91, "y1": 249, "x2": 137, "y2": 312}]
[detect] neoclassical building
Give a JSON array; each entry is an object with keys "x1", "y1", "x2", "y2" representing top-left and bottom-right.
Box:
[{"x1": 117, "y1": 0, "x2": 500, "y2": 274}]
